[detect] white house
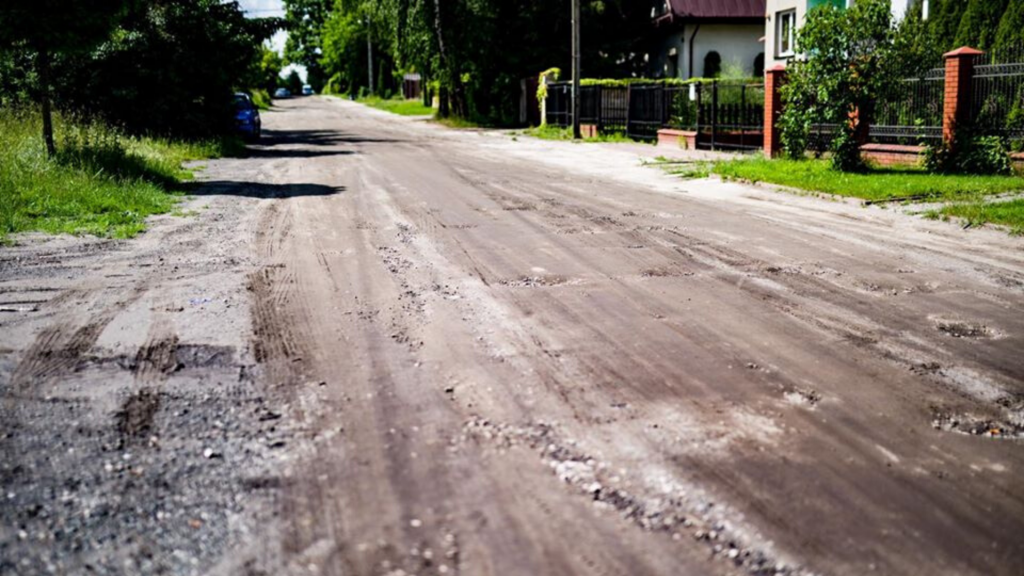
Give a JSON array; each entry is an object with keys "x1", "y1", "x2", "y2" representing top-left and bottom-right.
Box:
[
  {"x1": 650, "y1": 0, "x2": 767, "y2": 80},
  {"x1": 765, "y1": 0, "x2": 923, "y2": 69}
]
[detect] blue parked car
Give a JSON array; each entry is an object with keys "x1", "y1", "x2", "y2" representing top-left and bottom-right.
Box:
[{"x1": 233, "y1": 93, "x2": 261, "y2": 140}]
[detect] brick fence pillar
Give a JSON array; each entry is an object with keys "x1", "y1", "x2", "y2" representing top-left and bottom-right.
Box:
[
  {"x1": 764, "y1": 65, "x2": 787, "y2": 158},
  {"x1": 943, "y1": 47, "x2": 984, "y2": 148}
]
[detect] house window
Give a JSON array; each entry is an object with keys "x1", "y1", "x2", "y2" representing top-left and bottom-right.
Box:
[{"x1": 776, "y1": 10, "x2": 797, "y2": 58}]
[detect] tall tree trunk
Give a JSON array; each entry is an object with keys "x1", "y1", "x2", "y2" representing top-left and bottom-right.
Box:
[
  {"x1": 432, "y1": 0, "x2": 455, "y2": 119},
  {"x1": 38, "y1": 47, "x2": 56, "y2": 158},
  {"x1": 438, "y1": 86, "x2": 450, "y2": 118}
]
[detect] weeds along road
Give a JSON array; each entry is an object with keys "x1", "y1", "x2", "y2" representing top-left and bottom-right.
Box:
[{"x1": 2, "y1": 96, "x2": 1024, "y2": 576}]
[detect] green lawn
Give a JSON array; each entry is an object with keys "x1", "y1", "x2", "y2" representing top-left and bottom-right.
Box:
[
  {"x1": 357, "y1": 96, "x2": 435, "y2": 116},
  {"x1": 523, "y1": 124, "x2": 636, "y2": 143},
  {"x1": 0, "y1": 109, "x2": 237, "y2": 242},
  {"x1": 930, "y1": 199, "x2": 1024, "y2": 234},
  {"x1": 712, "y1": 158, "x2": 1024, "y2": 203}
]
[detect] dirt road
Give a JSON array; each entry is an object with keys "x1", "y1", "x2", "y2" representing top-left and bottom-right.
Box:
[{"x1": 3, "y1": 97, "x2": 1024, "y2": 576}]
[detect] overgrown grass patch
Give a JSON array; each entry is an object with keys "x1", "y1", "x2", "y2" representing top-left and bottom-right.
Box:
[
  {"x1": 356, "y1": 96, "x2": 435, "y2": 116},
  {"x1": 523, "y1": 124, "x2": 639, "y2": 144},
  {"x1": 712, "y1": 158, "x2": 1024, "y2": 203},
  {"x1": 929, "y1": 199, "x2": 1024, "y2": 234},
  {"x1": 0, "y1": 109, "x2": 235, "y2": 242}
]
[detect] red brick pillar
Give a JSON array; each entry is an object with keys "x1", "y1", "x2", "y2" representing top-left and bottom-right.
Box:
[
  {"x1": 943, "y1": 47, "x2": 984, "y2": 148},
  {"x1": 764, "y1": 65, "x2": 787, "y2": 158}
]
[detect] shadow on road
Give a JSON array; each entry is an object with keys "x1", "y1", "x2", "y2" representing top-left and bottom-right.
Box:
[
  {"x1": 188, "y1": 181, "x2": 344, "y2": 198},
  {"x1": 258, "y1": 128, "x2": 403, "y2": 146}
]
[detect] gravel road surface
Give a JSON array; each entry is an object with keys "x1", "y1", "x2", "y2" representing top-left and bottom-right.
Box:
[{"x1": 2, "y1": 96, "x2": 1023, "y2": 576}]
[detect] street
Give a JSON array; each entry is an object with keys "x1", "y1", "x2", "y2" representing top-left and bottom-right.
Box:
[{"x1": 2, "y1": 96, "x2": 1023, "y2": 576}]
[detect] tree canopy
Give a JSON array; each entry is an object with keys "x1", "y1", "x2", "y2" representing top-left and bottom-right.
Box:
[
  {"x1": 0, "y1": 0, "x2": 130, "y2": 155},
  {"x1": 0, "y1": 0, "x2": 282, "y2": 143},
  {"x1": 292, "y1": 0, "x2": 651, "y2": 125},
  {"x1": 780, "y1": 0, "x2": 931, "y2": 171}
]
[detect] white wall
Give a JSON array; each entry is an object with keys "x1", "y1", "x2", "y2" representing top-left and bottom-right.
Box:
[
  {"x1": 765, "y1": 0, "x2": 916, "y2": 70},
  {"x1": 764, "y1": 0, "x2": 804, "y2": 70},
  {"x1": 654, "y1": 23, "x2": 766, "y2": 79}
]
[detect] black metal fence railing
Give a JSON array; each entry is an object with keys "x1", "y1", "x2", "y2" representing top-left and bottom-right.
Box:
[
  {"x1": 545, "y1": 80, "x2": 764, "y2": 151},
  {"x1": 970, "y1": 61, "x2": 1024, "y2": 144},
  {"x1": 871, "y1": 67, "x2": 945, "y2": 145}
]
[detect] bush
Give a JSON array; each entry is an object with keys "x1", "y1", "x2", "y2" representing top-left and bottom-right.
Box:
[{"x1": 925, "y1": 134, "x2": 1012, "y2": 175}]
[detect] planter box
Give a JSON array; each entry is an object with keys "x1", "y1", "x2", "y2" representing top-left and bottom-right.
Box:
[
  {"x1": 657, "y1": 128, "x2": 697, "y2": 150},
  {"x1": 1012, "y1": 152, "x2": 1024, "y2": 175}
]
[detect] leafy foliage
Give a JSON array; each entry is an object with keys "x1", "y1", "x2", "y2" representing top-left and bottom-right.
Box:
[
  {"x1": 925, "y1": 134, "x2": 1013, "y2": 175},
  {"x1": 778, "y1": 0, "x2": 933, "y2": 171},
  {"x1": 0, "y1": 0, "x2": 130, "y2": 154},
  {"x1": 955, "y1": 0, "x2": 1010, "y2": 52},
  {"x1": 1, "y1": 1, "x2": 281, "y2": 140},
  {"x1": 297, "y1": 0, "x2": 652, "y2": 125}
]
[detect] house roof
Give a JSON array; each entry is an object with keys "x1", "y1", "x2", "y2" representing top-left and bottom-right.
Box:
[{"x1": 660, "y1": 0, "x2": 766, "y2": 21}]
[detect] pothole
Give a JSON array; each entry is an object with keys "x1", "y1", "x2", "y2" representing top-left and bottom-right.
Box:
[
  {"x1": 641, "y1": 267, "x2": 693, "y2": 278},
  {"x1": 783, "y1": 388, "x2": 821, "y2": 408},
  {"x1": 174, "y1": 344, "x2": 236, "y2": 370},
  {"x1": 932, "y1": 412, "x2": 1024, "y2": 439},
  {"x1": 935, "y1": 320, "x2": 992, "y2": 339},
  {"x1": 498, "y1": 275, "x2": 572, "y2": 288}
]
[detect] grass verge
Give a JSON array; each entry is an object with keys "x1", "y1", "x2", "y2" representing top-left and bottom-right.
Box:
[
  {"x1": 929, "y1": 199, "x2": 1024, "y2": 234},
  {"x1": 0, "y1": 108, "x2": 238, "y2": 242},
  {"x1": 712, "y1": 158, "x2": 1024, "y2": 203},
  {"x1": 523, "y1": 124, "x2": 638, "y2": 144},
  {"x1": 357, "y1": 96, "x2": 435, "y2": 116}
]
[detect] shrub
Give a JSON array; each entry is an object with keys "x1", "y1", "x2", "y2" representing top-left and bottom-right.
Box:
[{"x1": 925, "y1": 134, "x2": 1012, "y2": 175}]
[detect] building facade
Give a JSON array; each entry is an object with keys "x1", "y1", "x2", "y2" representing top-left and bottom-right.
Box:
[
  {"x1": 764, "y1": 0, "x2": 921, "y2": 69},
  {"x1": 650, "y1": 0, "x2": 767, "y2": 80}
]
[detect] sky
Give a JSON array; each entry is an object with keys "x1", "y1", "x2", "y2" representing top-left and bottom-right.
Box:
[{"x1": 236, "y1": 0, "x2": 307, "y2": 82}]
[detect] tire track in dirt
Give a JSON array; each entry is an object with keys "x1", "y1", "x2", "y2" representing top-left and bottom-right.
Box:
[{"x1": 373, "y1": 139, "x2": 1024, "y2": 575}]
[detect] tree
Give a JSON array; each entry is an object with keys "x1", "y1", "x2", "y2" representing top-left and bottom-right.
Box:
[
  {"x1": 995, "y1": 0, "x2": 1024, "y2": 57},
  {"x1": 780, "y1": 0, "x2": 923, "y2": 171},
  {"x1": 0, "y1": 0, "x2": 128, "y2": 156},
  {"x1": 283, "y1": 0, "x2": 334, "y2": 93},
  {"x1": 53, "y1": 0, "x2": 281, "y2": 138},
  {"x1": 954, "y1": 0, "x2": 1010, "y2": 52},
  {"x1": 257, "y1": 45, "x2": 285, "y2": 94},
  {"x1": 285, "y1": 69, "x2": 304, "y2": 94},
  {"x1": 928, "y1": 0, "x2": 968, "y2": 53},
  {"x1": 311, "y1": 0, "x2": 650, "y2": 125}
]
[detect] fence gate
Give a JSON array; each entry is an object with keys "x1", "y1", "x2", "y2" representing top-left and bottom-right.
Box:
[{"x1": 544, "y1": 80, "x2": 764, "y2": 151}]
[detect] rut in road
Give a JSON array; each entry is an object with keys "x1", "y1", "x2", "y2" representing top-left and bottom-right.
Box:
[
  {"x1": 221, "y1": 98, "x2": 1024, "y2": 576},
  {"x1": 3, "y1": 96, "x2": 1023, "y2": 576}
]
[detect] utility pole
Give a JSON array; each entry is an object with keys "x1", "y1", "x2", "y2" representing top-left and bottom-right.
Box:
[
  {"x1": 571, "y1": 0, "x2": 581, "y2": 139},
  {"x1": 367, "y1": 18, "x2": 374, "y2": 95}
]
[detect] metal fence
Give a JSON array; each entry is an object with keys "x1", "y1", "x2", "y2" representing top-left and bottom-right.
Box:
[
  {"x1": 545, "y1": 80, "x2": 764, "y2": 150},
  {"x1": 871, "y1": 67, "x2": 945, "y2": 145},
  {"x1": 970, "y1": 55, "x2": 1024, "y2": 144}
]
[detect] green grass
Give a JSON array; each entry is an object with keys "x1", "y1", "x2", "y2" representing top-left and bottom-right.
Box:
[
  {"x1": 929, "y1": 199, "x2": 1024, "y2": 234},
  {"x1": 523, "y1": 124, "x2": 639, "y2": 144},
  {"x1": 431, "y1": 116, "x2": 481, "y2": 129},
  {"x1": 712, "y1": 158, "x2": 1024, "y2": 202},
  {"x1": 0, "y1": 109, "x2": 236, "y2": 242},
  {"x1": 357, "y1": 96, "x2": 435, "y2": 116}
]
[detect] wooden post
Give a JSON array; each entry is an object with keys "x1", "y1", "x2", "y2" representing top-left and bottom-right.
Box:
[
  {"x1": 571, "y1": 0, "x2": 582, "y2": 139},
  {"x1": 942, "y1": 47, "x2": 984, "y2": 150},
  {"x1": 764, "y1": 65, "x2": 787, "y2": 158}
]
